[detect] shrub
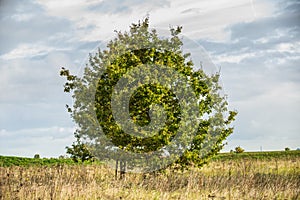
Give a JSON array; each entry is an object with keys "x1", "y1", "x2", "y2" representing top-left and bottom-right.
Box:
[
  {"x1": 234, "y1": 146, "x2": 244, "y2": 154},
  {"x1": 34, "y1": 154, "x2": 40, "y2": 159},
  {"x1": 66, "y1": 134, "x2": 94, "y2": 163}
]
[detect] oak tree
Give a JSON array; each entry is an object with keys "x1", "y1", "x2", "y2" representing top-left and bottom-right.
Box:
[{"x1": 61, "y1": 18, "x2": 237, "y2": 174}]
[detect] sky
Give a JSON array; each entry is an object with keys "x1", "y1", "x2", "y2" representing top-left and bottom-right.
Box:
[{"x1": 0, "y1": 0, "x2": 299, "y2": 158}]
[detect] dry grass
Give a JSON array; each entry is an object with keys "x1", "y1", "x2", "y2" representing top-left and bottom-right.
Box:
[{"x1": 1, "y1": 157, "x2": 299, "y2": 200}]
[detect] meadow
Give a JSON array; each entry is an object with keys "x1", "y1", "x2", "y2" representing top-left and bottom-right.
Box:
[{"x1": 0, "y1": 151, "x2": 299, "y2": 200}]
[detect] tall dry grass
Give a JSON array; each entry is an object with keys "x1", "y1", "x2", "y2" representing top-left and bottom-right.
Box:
[{"x1": 1, "y1": 157, "x2": 299, "y2": 199}]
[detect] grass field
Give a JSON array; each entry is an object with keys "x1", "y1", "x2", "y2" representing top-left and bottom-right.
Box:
[{"x1": 1, "y1": 151, "x2": 299, "y2": 200}]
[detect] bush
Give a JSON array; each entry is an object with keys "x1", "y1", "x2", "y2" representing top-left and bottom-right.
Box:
[
  {"x1": 285, "y1": 147, "x2": 290, "y2": 151},
  {"x1": 66, "y1": 134, "x2": 94, "y2": 163},
  {"x1": 34, "y1": 154, "x2": 40, "y2": 159},
  {"x1": 59, "y1": 155, "x2": 67, "y2": 159},
  {"x1": 234, "y1": 146, "x2": 245, "y2": 153}
]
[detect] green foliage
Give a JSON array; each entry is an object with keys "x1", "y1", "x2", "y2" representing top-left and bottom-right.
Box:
[
  {"x1": 0, "y1": 155, "x2": 75, "y2": 167},
  {"x1": 212, "y1": 150, "x2": 300, "y2": 161},
  {"x1": 60, "y1": 18, "x2": 237, "y2": 170},
  {"x1": 2, "y1": 151, "x2": 300, "y2": 167},
  {"x1": 66, "y1": 134, "x2": 94, "y2": 163},
  {"x1": 234, "y1": 146, "x2": 245, "y2": 153},
  {"x1": 34, "y1": 154, "x2": 40, "y2": 159},
  {"x1": 59, "y1": 155, "x2": 66, "y2": 159},
  {"x1": 285, "y1": 147, "x2": 290, "y2": 151}
]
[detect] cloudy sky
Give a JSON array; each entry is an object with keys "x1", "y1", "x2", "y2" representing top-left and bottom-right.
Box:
[{"x1": 0, "y1": 0, "x2": 299, "y2": 158}]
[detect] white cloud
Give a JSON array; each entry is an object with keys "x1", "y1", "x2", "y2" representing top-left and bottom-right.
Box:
[
  {"x1": 215, "y1": 52, "x2": 257, "y2": 63},
  {"x1": 0, "y1": 126, "x2": 74, "y2": 138},
  {"x1": 35, "y1": 0, "x2": 275, "y2": 42},
  {"x1": 253, "y1": 28, "x2": 291, "y2": 45},
  {"x1": 0, "y1": 43, "x2": 70, "y2": 60},
  {"x1": 276, "y1": 42, "x2": 300, "y2": 53},
  {"x1": 224, "y1": 74, "x2": 300, "y2": 146},
  {"x1": 0, "y1": 126, "x2": 75, "y2": 157},
  {"x1": 0, "y1": 51, "x2": 75, "y2": 105},
  {"x1": 11, "y1": 13, "x2": 35, "y2": 21},
  {"x1": 35, "y1": 0, "x2": 169, "y2": 42},
  {"x1": 147, "y1": 0, "x2": 274, "y2": 41}
]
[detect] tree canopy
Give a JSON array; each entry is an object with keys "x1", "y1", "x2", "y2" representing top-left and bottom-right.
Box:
[{"x1": 60, "y1": 18, "x2": 237, "y2": 172}]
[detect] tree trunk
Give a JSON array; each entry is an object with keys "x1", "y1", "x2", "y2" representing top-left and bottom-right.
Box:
[
  {"x1": 120, "y1": 160, "x2": 126, "y2": 179},
  {"x1": 115, "y1": 159, "x2": 126, "y2": 179},
  {"x1": 115, "y1": 159, "x2": 119, "y2": 180}
]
